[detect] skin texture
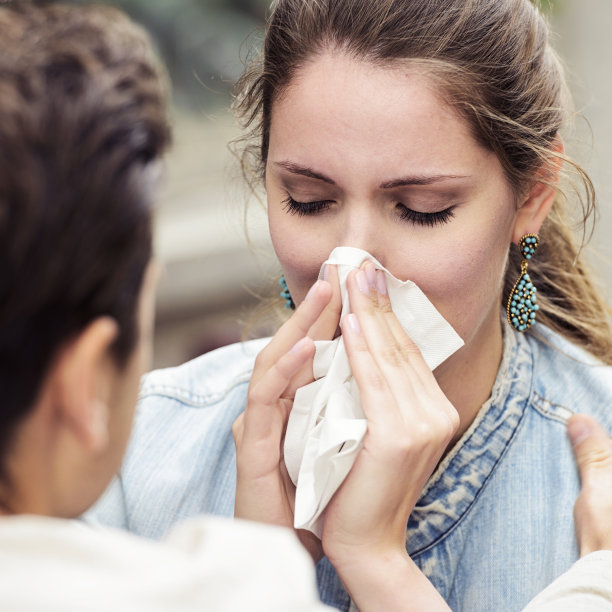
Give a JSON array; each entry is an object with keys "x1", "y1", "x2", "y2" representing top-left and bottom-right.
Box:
[{"x1": 265, "y1": 50, "x2": 554, "y2": 440}]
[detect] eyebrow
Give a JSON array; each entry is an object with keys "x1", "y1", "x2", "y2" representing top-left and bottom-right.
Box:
[
  {"x1": 274, "y1": 161, "x2": 469, "y2": 189},
  {"x1": 274, "y1": 161, "x2": 336, "y2": 185},
  {"x1": 379, "y1": 175, "x2": 470, "y2": 189}
]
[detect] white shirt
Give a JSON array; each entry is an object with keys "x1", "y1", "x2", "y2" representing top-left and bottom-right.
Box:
[
  {"x1": 0, "y1": 514, "x2": 333, "y2": 612},
  {"x1": 523, "y1": 551, "x2": 612, "y2": 612}
]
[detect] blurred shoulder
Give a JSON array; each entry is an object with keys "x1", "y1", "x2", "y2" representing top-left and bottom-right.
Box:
[{"x1": 139, "y1": 338, "x2": 270, "y2": 405}]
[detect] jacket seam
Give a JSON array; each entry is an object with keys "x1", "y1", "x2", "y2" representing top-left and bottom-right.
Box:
[
  {"x1": 529, "y1": 390, "x2": 573, "y2": 424},
  {"x1": 137, "y1": 371, "x2": 253, "y2": 407},
  {"x1": 411, "y1": 396, "x2": 530, "y2": 557}
]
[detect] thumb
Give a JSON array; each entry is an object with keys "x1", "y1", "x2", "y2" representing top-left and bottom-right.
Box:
[{"x1": 567, "y1": 413, "x2": 612, "y2": 486}]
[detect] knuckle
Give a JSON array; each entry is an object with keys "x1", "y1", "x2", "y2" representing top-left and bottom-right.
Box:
[
  {"x1": 247, "y1": 382, "x2": 265, "y2": 407},
  {"x1": 364, "y1": 370, "x2": 387, "y2": 392},
  {"x1": 582, "y1": 448, "x2": 612, "y2": 473},
  {"x1": 380, "y1": 345, "x2": 404, "y2": 367},
  {"x1": 400, "y1": 337, "x2": 422, "y2": 358},
  {"x1": 411, "y1": 421, "x2": 435, "y2": 445},
  {"x1": 377, "y1": 299, "x2": 394, "y2": 314}
]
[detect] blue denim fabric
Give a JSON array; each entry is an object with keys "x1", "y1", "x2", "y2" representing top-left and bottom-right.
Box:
[{"x1": 87, "y1": 325, "x2": 612, "y2": 611}]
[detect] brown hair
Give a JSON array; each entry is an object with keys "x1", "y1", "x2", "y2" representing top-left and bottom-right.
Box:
[
  {"x1": 0, "y1": 3, "x2": 170, "y2": 460},
  {"x1": 233, "y1": 0, "x2": 612, "y2": 362}
]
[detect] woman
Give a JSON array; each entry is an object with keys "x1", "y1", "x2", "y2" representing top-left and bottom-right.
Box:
[{"x1": 89, "y1": 1, "x2": 612, "y2": 610}]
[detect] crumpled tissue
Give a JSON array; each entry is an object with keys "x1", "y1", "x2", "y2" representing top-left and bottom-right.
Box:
[{"x1": 283, "y1": 246, "x2": 464, "y2": 537}]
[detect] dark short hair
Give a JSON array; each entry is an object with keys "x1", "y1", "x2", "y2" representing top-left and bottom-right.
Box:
[{"x1": 0, "y1": 3, "x2": 171, "y2": 459}]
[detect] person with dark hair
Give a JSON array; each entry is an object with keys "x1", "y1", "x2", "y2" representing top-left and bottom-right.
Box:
[
  {"x1": 0, "y1": 3, "x2": 332, "y2": 610},
  {"x1": 87, "y1": 1, "x2": 612, "y2": 610}
]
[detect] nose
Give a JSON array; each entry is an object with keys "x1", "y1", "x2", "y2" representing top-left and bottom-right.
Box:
[{"x1": 337, "y1": 203, "x2": 386, "y2": 267}]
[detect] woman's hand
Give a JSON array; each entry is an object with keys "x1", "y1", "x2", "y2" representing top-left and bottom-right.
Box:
[
  {"x1": 568, "y1": 413, "x2": 612, "y2": 556},
  {"x1": 233, "y1": 271, "x2": 341, "y2": 561},
  {"x1": 322, "y1": 261, "x2": 458, "y2": 611}
]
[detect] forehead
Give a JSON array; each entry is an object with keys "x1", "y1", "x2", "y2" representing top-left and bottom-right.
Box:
[{"x1": 268, "y1": 51, "x2": 489, "y2": 179}]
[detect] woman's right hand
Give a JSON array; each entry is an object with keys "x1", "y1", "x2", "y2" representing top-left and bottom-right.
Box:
[
  {"x1": 568, "y1": 413, "x2": 612, "y2": 556},
  {"x1": 233, "y1": 270, "x2": 341, "y2": 561}
]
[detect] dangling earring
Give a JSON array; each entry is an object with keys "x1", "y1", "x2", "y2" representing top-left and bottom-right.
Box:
[
  {"x1": 279, "y1": 274, "x2": 295, "y2": 310},
  {"x1": 507, "y1": 234, "x2": 540, "y2": 332}
]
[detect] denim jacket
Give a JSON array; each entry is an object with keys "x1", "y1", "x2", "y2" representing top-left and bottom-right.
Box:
[{"x1": 87, "y1": 325, "x2": 612, "y2": 611}]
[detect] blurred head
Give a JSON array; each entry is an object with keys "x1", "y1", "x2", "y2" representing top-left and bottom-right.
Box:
[
  {"x1": 234, "y1": 0, "x2": 612, "y2": 363},
  {"x1": 0, "y1": 3, "x2": 170, "y2": 514}
]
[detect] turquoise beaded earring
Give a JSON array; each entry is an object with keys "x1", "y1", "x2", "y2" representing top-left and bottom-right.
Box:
[
  {"x1": 279, "y1": 274, "x2": 295, "y2": 310},
  {"x1": 507, "y1": 234, "x2": 540, "y2": 332}
]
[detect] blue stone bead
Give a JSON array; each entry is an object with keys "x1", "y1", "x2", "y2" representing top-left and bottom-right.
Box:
[{"x1": 530, "y1": 312, "x2": 536, "y2": 319}]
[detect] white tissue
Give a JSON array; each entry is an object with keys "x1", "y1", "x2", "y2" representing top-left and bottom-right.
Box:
[{"x1": 283, "y1": 246, "x2": 464, "y2": 537}]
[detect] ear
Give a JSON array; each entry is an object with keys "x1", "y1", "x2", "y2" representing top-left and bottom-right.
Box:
[
  {"x1": 52, "y1": 317, "x2": 119, "y2": 454},
  {"x1": 511, "y1": 139, "x2": 564, "y2": 243}
]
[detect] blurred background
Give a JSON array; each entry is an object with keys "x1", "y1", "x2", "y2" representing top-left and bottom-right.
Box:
[{"x1": 59, "y1": 0, "x2": 612, "y2": 368}]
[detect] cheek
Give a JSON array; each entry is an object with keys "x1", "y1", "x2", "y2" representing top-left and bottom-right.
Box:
[
  {"x1": 268, "y1": 208, "x2": 332, "y2": 303},
  {"x1": 412, "y1": 235, "x2": 510, "y2": 339}
]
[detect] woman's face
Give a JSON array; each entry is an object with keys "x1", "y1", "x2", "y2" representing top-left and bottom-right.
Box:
[{"x1": 266, "y1": 51, "x2": 519, "y2": 351}]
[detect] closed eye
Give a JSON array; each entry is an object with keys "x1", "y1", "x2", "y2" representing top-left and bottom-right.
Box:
[
  {"x1": 282, "y1": 194, "x2": 332, "y2": 216},
  {"x1": 396, "y1": 203, "x2": 455, "y2": 227}
]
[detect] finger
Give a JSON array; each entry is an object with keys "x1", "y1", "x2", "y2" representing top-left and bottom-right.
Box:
[
  {"x1": 345, "y1": 267, "x2": 424, "y2": 401},
  {"x1": 372, "y1": 268, "x2": 457, "y2": 428},
  {"x1": 254, "y1": 280, "x2": 332, "y2": 383},
  {"x1": 244, "y1": 336, "x2": 316, "y2": 440},
  {"x1": 568, "y1": 413, "x2": 612, "y2": 488},
  {"x1": 340, "y1": 312, "x2": 401, "y2": 425},
  {"x1": 346, "y1": 265, "x2": 457, "y2": 432},
  {"x1": 283, "y1": 266, "x2": 341, "y2": 395},
  {"x1": 308, "y1": 263, "x2": 342, "y2": 341},
  {"x1": 372, "y1": 267, "x2": 436, "y2": 383}
]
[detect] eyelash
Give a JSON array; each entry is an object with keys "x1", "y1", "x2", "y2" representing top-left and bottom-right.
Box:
[
  {"x1": 282, "y1": 193, "x2": 456, "y2": 227},
  {"x1": 396, "y1": 204, "x2": 456, "y2": 227},
  {"x1": 282, "y1": 194, "x2": 331, "y2": 216}
]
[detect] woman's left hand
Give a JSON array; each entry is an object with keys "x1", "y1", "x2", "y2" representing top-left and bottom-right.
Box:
[{"x1": 321, "y1": 262, "x2": 458, "y2": 611}]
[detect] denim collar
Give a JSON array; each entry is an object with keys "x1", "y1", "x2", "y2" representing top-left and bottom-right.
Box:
[{"x1": 406, "y1": 325, "x2": 533, "y2": 555}]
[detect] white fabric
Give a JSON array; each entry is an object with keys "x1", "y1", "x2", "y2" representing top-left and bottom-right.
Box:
[
  {"x1": 522, "y1": 551, "x2": 612, "y2": 611},
  {"x1": 284, "y1": 246, "x2": 464, "y2": 537},
  {"x1": 0, "y1": 514, "x2": 332, "y2": 611}
]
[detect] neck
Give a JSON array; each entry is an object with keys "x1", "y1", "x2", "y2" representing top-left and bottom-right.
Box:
[
  {"x1": 434, "y1": 311, "x2": 504, "y2": 446},
  {"x1": 0, "y1": 412, "x2": 56, "y2": 516}
]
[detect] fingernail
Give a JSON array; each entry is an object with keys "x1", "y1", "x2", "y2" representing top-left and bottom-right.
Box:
[
  {"x1": 304, "y1": 280, "x2": 320, "y2": 301},
  {"x1": 347, "y1": 313, "x2": 361, "y2": 334},
  {"x1": 376, "y1": 269, "x2": 387, "y2": 296},
  {"x1": 290, "y1": 337, "x2": 310, "y2": 353},
  {"x1": 568, "y1": 417, "x2": 591, "y2": 447},
  {"x1": 356, "y1": 270, "x2": 370, "y2": 295},
  {"x1": 322, "y1": 264, "x2": 329, "y2": 281},
  {"x1": 365, "y1": 263, "x2": 377, "y2": 290}
]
